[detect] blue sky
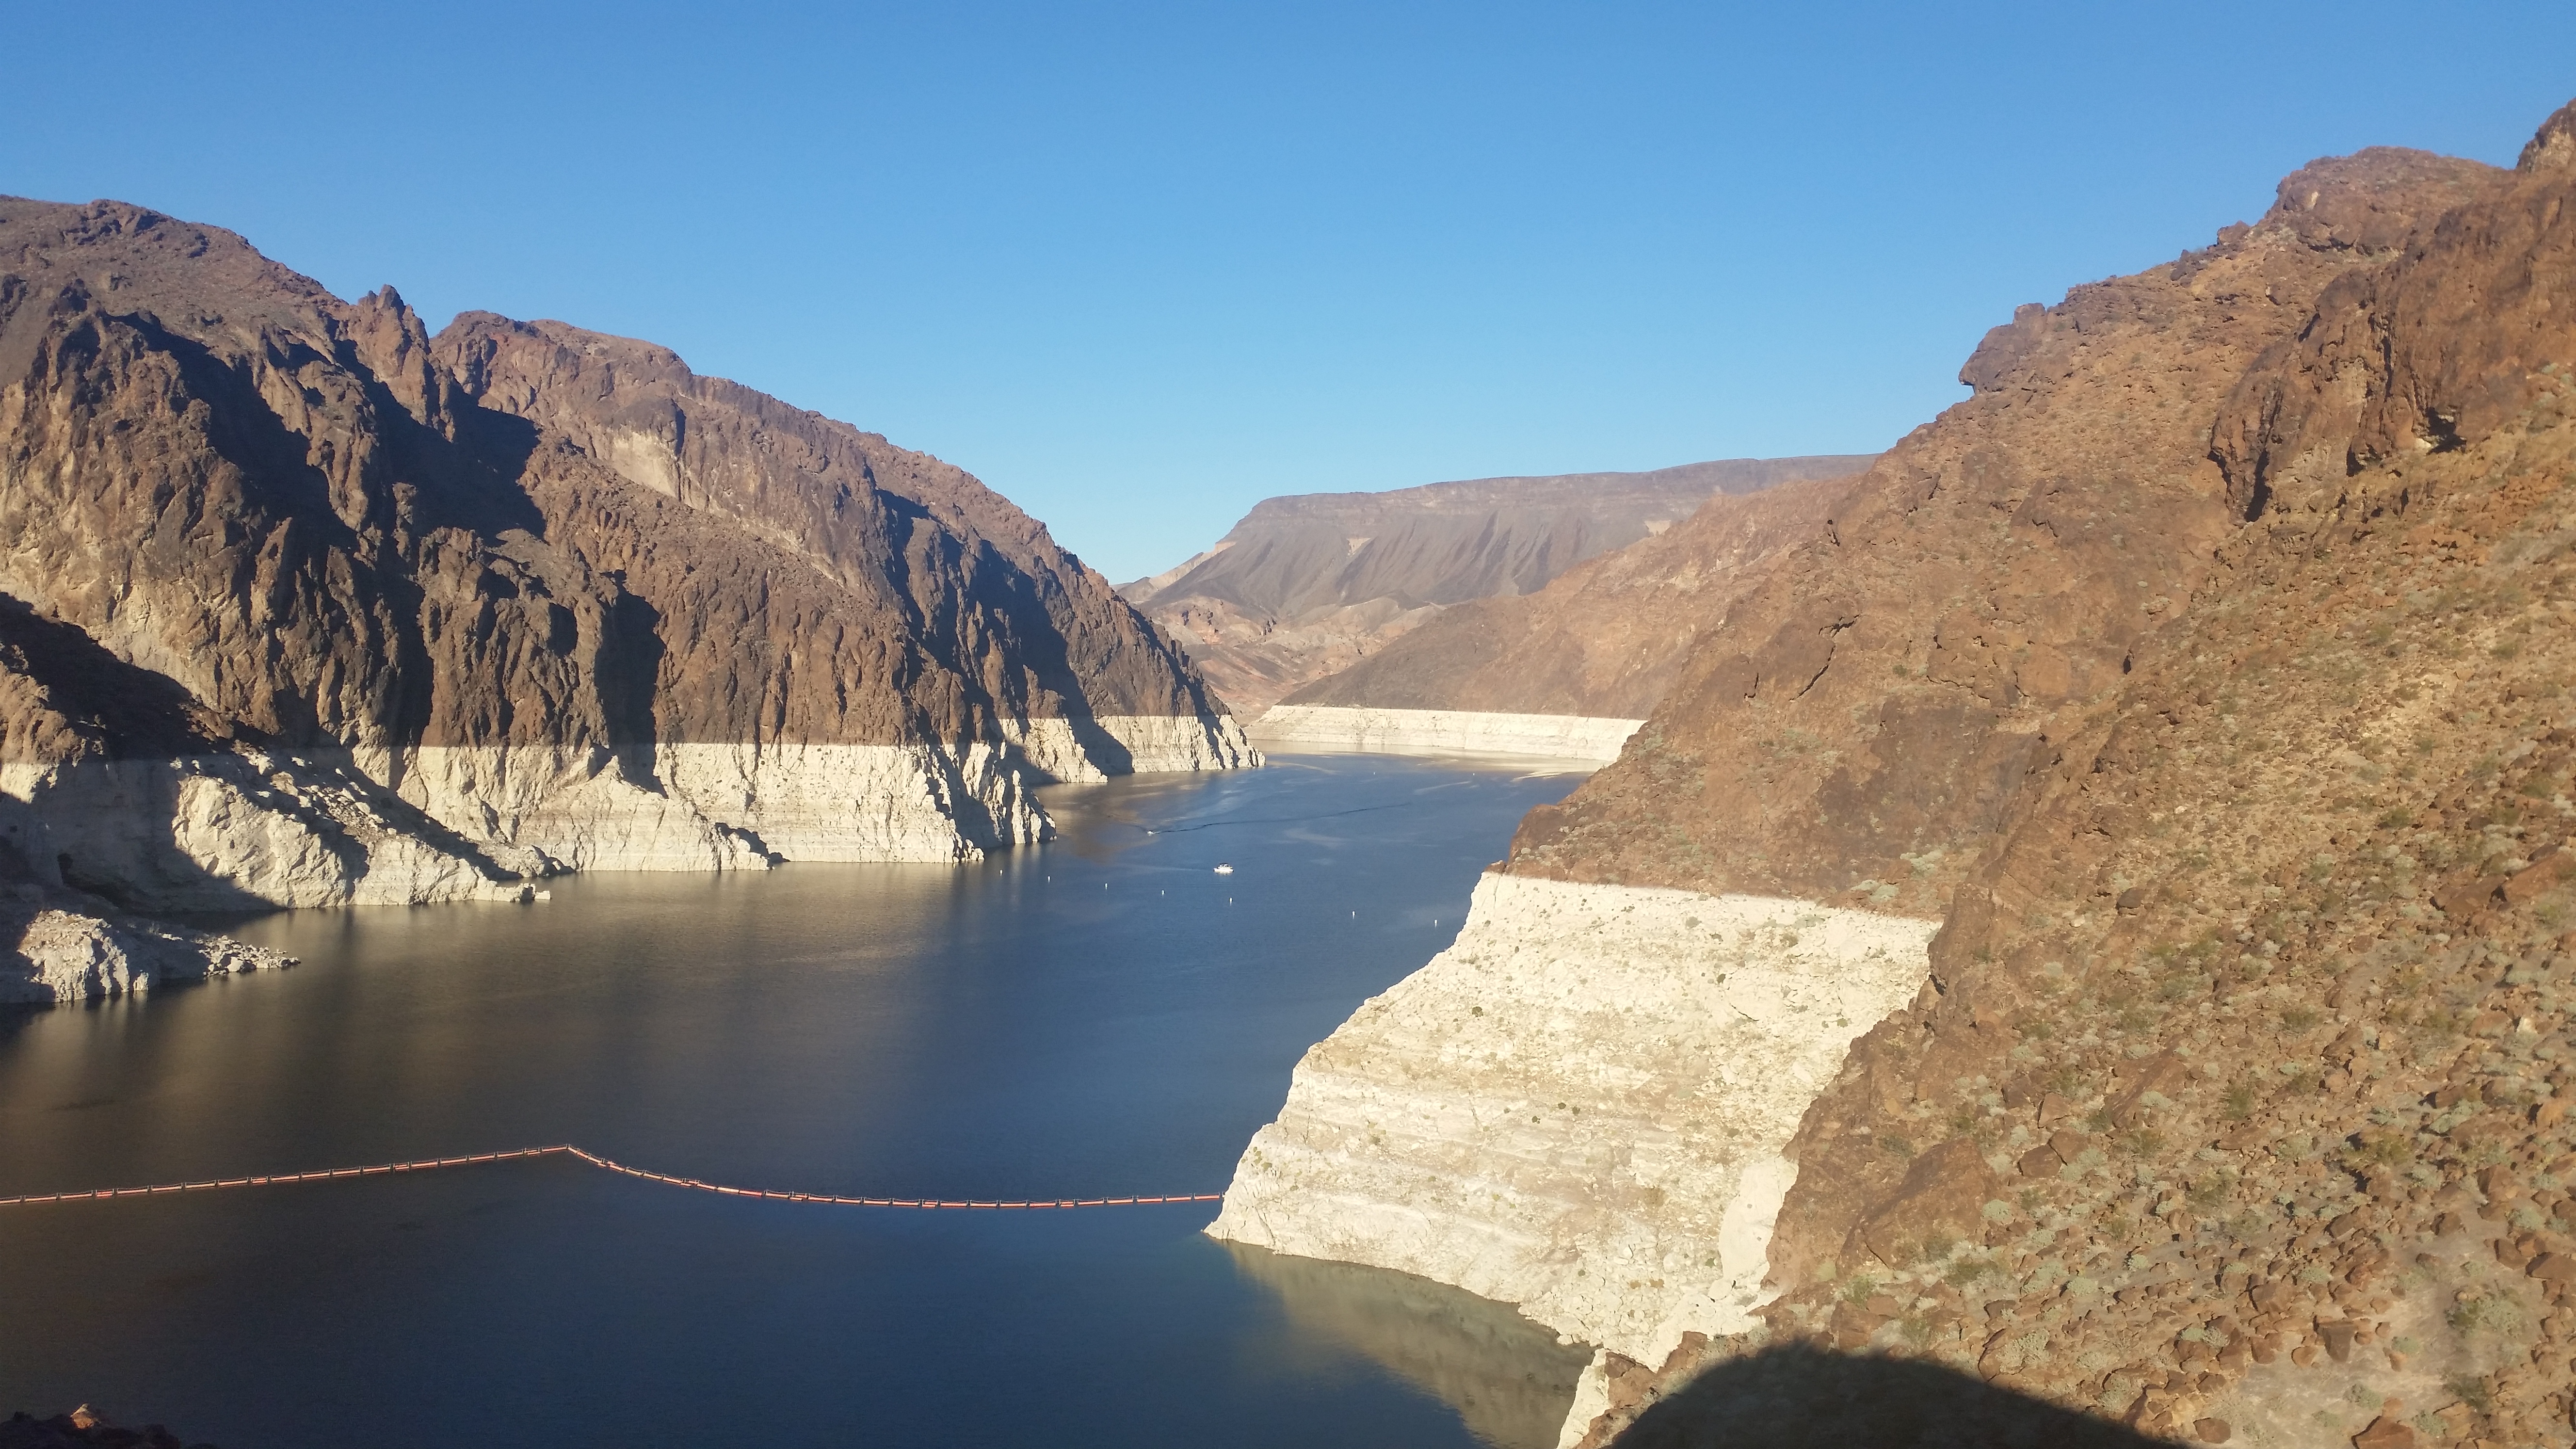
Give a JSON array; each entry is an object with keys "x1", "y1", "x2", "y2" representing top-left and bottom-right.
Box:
[{"x1": 10, "y1": 3, "x2": 2573, "y2": 580}]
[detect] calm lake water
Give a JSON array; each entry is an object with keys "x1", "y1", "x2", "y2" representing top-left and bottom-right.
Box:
[{"x1": 0, "y1": 754, "x2": 1590, "y2": 1449}]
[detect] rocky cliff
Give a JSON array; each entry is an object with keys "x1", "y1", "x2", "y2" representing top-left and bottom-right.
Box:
[
  {"x1": 1218, "y1": 105, "x2": 2576, "y2": 1449},
  {"x1": 1121, "y1": 456, "x2": 1872, "y2": 713},
  {"x1": 1267, "y1": 468, "x2": 1863, "y2": 753},
  {"x1": 0, "y1": 195, "x2": 1250, "y2": 990}
]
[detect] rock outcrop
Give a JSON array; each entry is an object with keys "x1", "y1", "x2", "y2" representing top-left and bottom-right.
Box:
[
  {"x1": 1211, "y1": 873, "x2": 1933, "y2": 1363},
  {"x1": 0, "y1": 194, "x2": 1251, "y2": 987},
  {"x1": 1122, "y1": 457, "x2": 1871, "y2": 713},
  {"x1": 1219, "y1": 104, "x2": 2576, "y2": 1448},
  {"x1": 1274, "y1": 467, "x2": 1862, "y2": 725},
  {"x1": 0, "y1": 881, "x2": 292, "y2": 1005}
]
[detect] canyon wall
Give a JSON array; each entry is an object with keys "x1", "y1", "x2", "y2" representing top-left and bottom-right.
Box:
[
  {"x1": 1122, "y1": 456, "x2": 1871, "y2": 712},
  {"x1": 0, "y1": 195, "x2": 1251, "y2": 986},
  {"x1": 1212, "y1": 874, "x2": 1933, "y2": 1364},
  {"x1": 1218, "y1": 111, "x2": 2576, "y2": 1448}
]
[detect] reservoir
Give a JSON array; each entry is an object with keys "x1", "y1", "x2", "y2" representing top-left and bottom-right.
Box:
[{"x1": 0, "y1": 755, "x2": 1590, "y2": 1449}]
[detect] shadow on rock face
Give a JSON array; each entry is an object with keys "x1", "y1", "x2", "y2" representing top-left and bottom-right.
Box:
[{"x1": 1610, "y1": 1347, "x2": 2182, "y2": 1449}]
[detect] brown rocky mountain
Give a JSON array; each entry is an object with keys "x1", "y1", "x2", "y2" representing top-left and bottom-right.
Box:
[
  {"x1": 1213, "y1": 100, "x2": 2576, "y2": 1449},
  {"x1": 1506, "y1": 141, "x2": 2502, "y2": 906},
  {"x1": 0, "y1": 196, "x2": 1250, "y2": 998},
  {"x1": 1119, "y1": 456, "x2": 1872, "y2": 712},
  {"x1": 1556, "y1": 110, "x2": 2576, "y2": 1444},
  {"x1": 1279, "y1": 468, "x2": 1864, "y2": 720}
]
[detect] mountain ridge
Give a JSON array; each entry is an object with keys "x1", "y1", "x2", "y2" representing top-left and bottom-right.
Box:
[
  {"x1": 1213, "y1": 105, "x2": 2576, "y2": 1449},
  {"x1": 1121, "y1": 454, "x2": 1874, "y2": 712},
  {"x1": 0, "y1": 194, "x2": 1252, "y2": 997}
]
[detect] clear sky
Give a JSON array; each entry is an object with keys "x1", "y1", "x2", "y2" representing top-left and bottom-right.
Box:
[{"x1": 10, "y1": 3, "x2": 2573, "y2": 581}]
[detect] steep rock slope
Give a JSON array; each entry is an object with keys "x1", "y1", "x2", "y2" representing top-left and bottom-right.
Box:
[
  {"x1": 1261, "y1": 469, "x2": 1864, "y2": 754},
  {"x1": 1123, "y1": 456, "x2": 1871, "y2": 712},
  {"x1": 1656, "y1": 103, "x2": 2576, "y2": 1449},
  {"x1": 0, "y1": 196, "x2": 1249, "y2": 942},
  {"x1": 1509, "y1": 143, "x2": 2500, "y2": 907},
  {"x1": 1215, "y1": 118, "x2": 2533, "y2": 1448}
]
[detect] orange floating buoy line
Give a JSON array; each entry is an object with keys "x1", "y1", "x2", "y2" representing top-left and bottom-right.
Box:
[{"x1": 0, "y1": 1143, "x2": 1224, "y2": 1211}]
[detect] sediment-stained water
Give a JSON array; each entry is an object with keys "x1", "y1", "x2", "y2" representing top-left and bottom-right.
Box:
[{"x1": 0, "y1": 755, "x2": 1588, "y2": 1449}]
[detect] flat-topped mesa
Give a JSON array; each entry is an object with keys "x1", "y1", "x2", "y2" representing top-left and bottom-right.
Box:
[
  {"x1": 1277, "y1": 461, "x2": 1865, "y2": 732},
  {"x1": 0, "y1": 194, "x2": 1252, "y2": 925},
  {"x1": 1211, "y1": 127, "x2": 2524, "y2": 1447},
  {"x1": 1125, "y1": 455, "x2": 1873, "y2": 714}
]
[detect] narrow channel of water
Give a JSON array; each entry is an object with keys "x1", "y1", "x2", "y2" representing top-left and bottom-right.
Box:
[{"x1": 0, "y1": 754, "x2": 1590, "y2": 1449}]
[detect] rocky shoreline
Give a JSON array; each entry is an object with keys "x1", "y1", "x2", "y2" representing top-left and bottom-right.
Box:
[
  {"x1": 0, "y1": 195, "x2": 1259, "y2": 999},
  {"x1": 1208, "y1": 872, "x2": 1934, "y2": 1442},
  {"x1": 1215, "y1": 98, "x2": 2576, "y2": 1449}
]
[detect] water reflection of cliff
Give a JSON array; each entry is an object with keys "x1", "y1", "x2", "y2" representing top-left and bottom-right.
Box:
[{"x1": 1225, "y1": 1242, "x2": 1587, "y2": 1449}]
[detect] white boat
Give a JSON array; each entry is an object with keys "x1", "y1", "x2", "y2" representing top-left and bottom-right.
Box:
[{"x1": 1213, "y1": 863, "x2": 1235, "y2": 875}]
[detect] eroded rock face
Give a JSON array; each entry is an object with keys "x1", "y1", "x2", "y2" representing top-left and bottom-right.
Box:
[
  {"x1": 1282, "y1": 470, "x2": 1863, "y2": 722},
  {"x1": 1218, "y1": 105, "x2": 2576, "y2": 1449},
  {"x1": 1209, "y1": 874, "x2": 1932, "y2": 1362},
  {"x1": 1540, "y1": 106, "x2": 2576, "y2": 1449},
  {"x1": 1508, "y1": 144, "x2": 2503, "y2": 909},
  {"x1": 1122, "y1": 457, "x2": 1873, "y2": 712},
  {"x1": 0, "y1": 882, "x2": 293, "y2": 1005},
  {"x1": 0, "y1": 194, "x2": 1252, "y2": 933}
]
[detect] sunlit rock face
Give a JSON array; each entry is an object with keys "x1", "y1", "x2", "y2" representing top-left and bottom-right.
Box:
[
  {"x1": 0, "y1": 882, "x2": 293, "y2": 1004},
  {"x1": 1251, "y1": 707, "x2": 1641, "y2": 761},
  {"x1": 0, "y1": 195, "x2": 1254, "y2": 923},
  {"x1": 1122, "y1": 456, "x2": 1875, "y2": 714},
  {"x1": 1209, "y1": 873, "x2": 1934, "y2": 1364}
]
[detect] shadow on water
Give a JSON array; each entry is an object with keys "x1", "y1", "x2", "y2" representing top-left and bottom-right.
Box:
[
  {"x1": 1608, "y1": 1345, "x2": 2181, "y2": 1449},
  {"x1": 1225, "y1": 1242, "x2": 1590, "y2": 1449}
]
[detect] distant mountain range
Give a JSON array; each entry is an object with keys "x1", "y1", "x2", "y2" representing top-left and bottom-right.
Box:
[{"x1": 1120, "y1": 456, "x2": 1875, "y2": 711}]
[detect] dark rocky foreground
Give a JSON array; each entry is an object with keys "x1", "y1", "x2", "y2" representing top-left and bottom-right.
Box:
[{"x1": 1, "y1": 1409, "x2": 214, "y2": 1449}]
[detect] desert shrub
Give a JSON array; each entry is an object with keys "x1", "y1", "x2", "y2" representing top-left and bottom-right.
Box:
[{"x1": 2447, "y1": 1292, "x2": 2523, "y2": 1337}]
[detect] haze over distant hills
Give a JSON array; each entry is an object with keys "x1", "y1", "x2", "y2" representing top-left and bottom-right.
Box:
[{"x1": 1119, "y1": 456, "x2": 1875, "y2": 712}]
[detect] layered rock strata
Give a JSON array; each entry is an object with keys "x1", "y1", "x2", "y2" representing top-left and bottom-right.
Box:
[
  {"x1": 0, "y1": 882, "x2": 291, "y2": 1005},
  {"x1": 1282, "y1": 468, "x2": 1863, "y2": 722},
  {"x1": 0, "y1": 195, "x2": 1252, "y2": 945},
  {"x1": 1210, "y1": 874, "x2": 1934, "y2": 1363},
  {"x1": 1250, "y1": 707, "x2": 1645, "y2": 761},
  {"x1": 1218, "y1": 107, "x2": 2576, "y2": 1448},
  {"x1": 1123, "y1": 457, "x2": 1872, "y2": 711}
]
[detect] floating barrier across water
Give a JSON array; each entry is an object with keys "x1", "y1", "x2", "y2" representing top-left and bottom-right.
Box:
[{"x1": 0, "y1": 1143, "x2": 1223, "y2": 1211}]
